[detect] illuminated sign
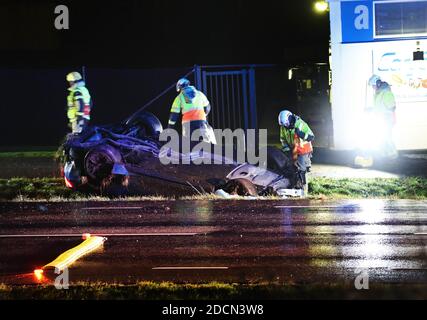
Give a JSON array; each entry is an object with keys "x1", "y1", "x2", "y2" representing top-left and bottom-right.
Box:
[{"x1": 341, "y1": 1, "x2": 427, "y2": 43}]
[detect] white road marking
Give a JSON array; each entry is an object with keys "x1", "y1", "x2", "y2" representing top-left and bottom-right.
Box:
[
  {"x1": 316, "y1": 232, "x2": 384, "y2": 235},
  {"x1": 275, "y1": 205, "x2": 345, "y2": 209},
  {"x1": 0, "y1": 233, "x2": 198, "y2": 238},
  {"x1": 388, "y1": 268, "x2": 427, "y2": 271},
  {"x1": 83, "y1": 207, "x2": 145, "y2": 210},
  {"x1": 152, "y1": 267, "x2": 229, "y2": 270},
  {"x1": 315, "y1": 232, "x2": 425, "y2": 235},
  {"x1": 275, "y1": 205, "x2": 427, "y2": 209}
]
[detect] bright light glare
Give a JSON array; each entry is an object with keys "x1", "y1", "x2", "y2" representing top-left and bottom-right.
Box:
[
  {"x1": 82, "y1": 233, "x2": 91, "y2": 240},
  {"x1": 314, "y1": 1, "x2": 329, "y2": 13},
  {"x1": 359, "y1": 200, "x2": 386, "y2": 224},
  {"x1": 34, "y1": 269, "x2": 44, "y2": 281},
  {"x1": 351, "y1": 111, "x2": 386, "y2": 151}
]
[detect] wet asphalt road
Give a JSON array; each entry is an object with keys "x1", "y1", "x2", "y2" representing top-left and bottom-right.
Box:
[{"x1": 0, "y1": 199, "x2": 426, "y2": 287}]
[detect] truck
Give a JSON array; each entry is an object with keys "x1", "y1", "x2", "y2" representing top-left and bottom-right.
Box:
[{"x1": 327, "y1": 0, "x2": 427, "y2": 153}]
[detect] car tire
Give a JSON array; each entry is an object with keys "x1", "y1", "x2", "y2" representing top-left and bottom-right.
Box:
[
  {"x1": 84, "y1": 145, "x2": 122, "y2": 181},
  {"x1": 222, "y1": 178, "x2": 258, "y2": 196},
  {"x1": 125, "y1": 111, "x2": 163, "y2": 138}
]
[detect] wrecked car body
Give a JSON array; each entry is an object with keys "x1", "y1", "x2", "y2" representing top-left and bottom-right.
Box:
[{"x1": 60, "y1": 111, "x2": 303, "y2": 197}]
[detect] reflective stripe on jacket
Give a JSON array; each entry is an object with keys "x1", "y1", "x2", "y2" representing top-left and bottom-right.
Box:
[
  {"x1": 170, "y1": 87, "x2": 209, "y2": 124},
  {"x1": 67, "y1": 81, "x2": 92, "y2": 121},
  {"x1": 280, "y1": 117, "x2": 314, "y2": 155}
]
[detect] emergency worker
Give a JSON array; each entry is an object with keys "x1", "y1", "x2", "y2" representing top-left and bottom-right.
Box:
[{"x1": 66, "y1": 71, "x2": 92, "y2": 134}]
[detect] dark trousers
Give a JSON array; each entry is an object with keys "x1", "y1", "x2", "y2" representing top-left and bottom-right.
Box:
[{"x1": 182, "y1": 120, "x2": 207, "y2": 141}]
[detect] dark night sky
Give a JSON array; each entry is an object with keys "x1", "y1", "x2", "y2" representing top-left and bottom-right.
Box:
[
  {"x1": 0, "y1": 0, "x2": 330, "y2": 146},
  {"x1": 0, "y1": 0, "x2": 330, "y2": 67}
]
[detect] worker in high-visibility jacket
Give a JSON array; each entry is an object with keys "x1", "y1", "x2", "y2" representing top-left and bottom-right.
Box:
[
  {"x1": 368, "y1": 74, "x2": 398, "y2": 159},
  {"x1": 66, "y1": 71, "x2": 92, "y2": 134},
  {"x1": 168, "y1": 78, "x2": 212, "y2": 141},
  {"x1": 278, "y1": 110, "x2": 314, "y2": 190}
]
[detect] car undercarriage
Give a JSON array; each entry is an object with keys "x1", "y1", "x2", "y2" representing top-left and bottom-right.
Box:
[{"x1": 60, "y1": 111, "x2": 304, "y2": 197}]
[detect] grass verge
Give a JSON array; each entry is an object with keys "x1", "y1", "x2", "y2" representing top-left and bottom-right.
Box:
[
  {"x1": 0, "y1": 151, "x2": 56, "y2": 158},
  {"x1": 1, "y1": 177, "x2": 427, "y2": 201},
  {"x1": 0, "y1": 178, "x2": 81, "y2": 200},
  {"x1": 0, "y1": 282, "x2": 426, "y2": 300},
  {"x1": 309, "y1": 177, "x2": 427, "y2": 199}
]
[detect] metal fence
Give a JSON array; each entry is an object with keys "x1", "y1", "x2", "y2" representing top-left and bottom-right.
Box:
[{"x1": 194, "y1": 65, "x2": 259, "y2": 130}]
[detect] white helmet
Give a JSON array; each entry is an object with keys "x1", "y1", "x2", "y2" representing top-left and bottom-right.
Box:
[
  {"x1": 368, "y1": 74, "x2": 381, "y2": 86},
  {"x1": 278, "y1": 110, "x2": 295, "y2": 128},
  {"x1": 66, "y1": 71, "x2": 83, "y2": 82}
]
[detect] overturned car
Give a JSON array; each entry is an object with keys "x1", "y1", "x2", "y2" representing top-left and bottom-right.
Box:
[{"x1": 60, "y1": 111, "x2": 305, "y2": 197}]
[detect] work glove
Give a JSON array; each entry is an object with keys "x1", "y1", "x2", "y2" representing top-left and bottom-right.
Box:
[{"x1": 282, "y1": 145, "x2": 291, "y2": 152}]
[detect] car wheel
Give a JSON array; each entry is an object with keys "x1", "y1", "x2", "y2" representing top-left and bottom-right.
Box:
[
  {"x1": 84, "y1": 145, "x2": 122, "y2": 181},
  {"x1": 125, "y1": 111, "x2": 163, "y2": 138},
  {"x1": 221, "y1": 178, "x2": 258, "y2": 196}
]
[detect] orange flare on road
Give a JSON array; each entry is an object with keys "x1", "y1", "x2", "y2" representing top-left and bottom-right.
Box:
[{"x1": 34, "y1": 269, "x2": 44, "y2": 281}]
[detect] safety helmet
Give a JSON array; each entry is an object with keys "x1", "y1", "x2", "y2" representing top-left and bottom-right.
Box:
[
  {"x1": 66, "y1": 71, "x2": 83, "y2": 82},
  {"x1": 368, "y1": 74, "x2": 381, "y2": 86},
  {"x1": 278, "y1": 110, "x2": 295, "y2": 128},
  {"x1": 176, "y1": 78, "x2": 190, "y2": 92}
]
